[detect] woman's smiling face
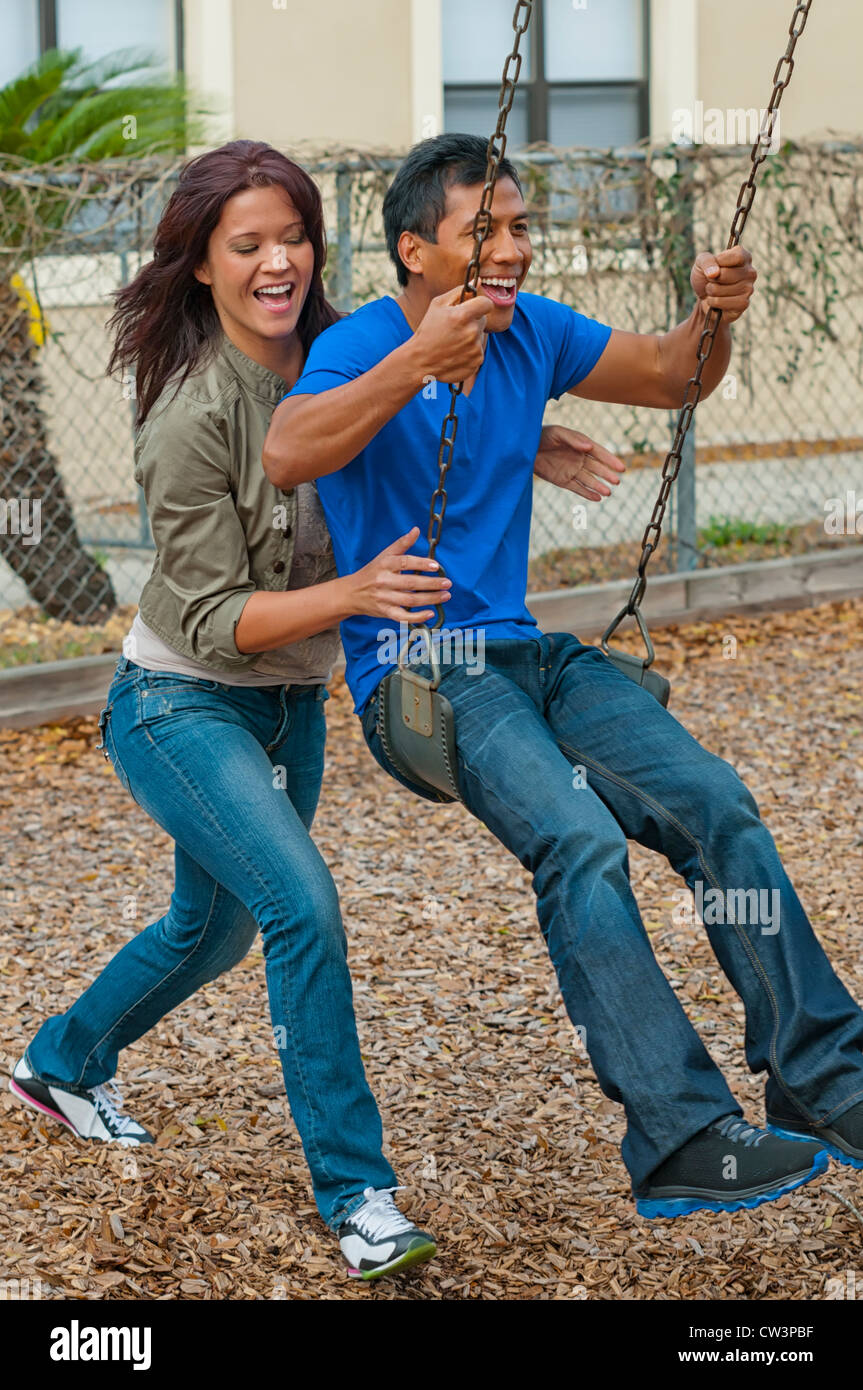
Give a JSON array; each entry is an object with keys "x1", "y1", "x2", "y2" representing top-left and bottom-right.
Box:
[{"x1": 194, "y1": 184, "x2": 316, "y2": 347}]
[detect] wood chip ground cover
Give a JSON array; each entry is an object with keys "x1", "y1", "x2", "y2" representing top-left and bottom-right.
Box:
[{"x1": 1, "y1": 599, "x2": 861, "y2": 1300}]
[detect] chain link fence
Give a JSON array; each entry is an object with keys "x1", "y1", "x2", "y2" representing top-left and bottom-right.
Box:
[{"x1": 1, "y1": 142, "x2": 862, "y2": 637}]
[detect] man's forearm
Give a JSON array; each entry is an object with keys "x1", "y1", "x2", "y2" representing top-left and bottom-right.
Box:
[
  {"x1": 658, "y1": 301, "x2": 732, "y2": 404},
  {"x1": 263, "y1": 337, "x2": 427, "y2": 488}
]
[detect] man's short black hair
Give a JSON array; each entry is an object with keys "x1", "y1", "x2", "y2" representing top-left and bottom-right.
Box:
[{"x1": 383, "y1": 133, "x2": 523, "y2": 288}]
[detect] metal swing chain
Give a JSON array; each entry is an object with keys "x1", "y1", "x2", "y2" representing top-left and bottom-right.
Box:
[
  {"x1": 604, "y1": 0, "x2": 814, "y2": 653},
  {"x1": 421, "y1": 0, "x2": 534, "y2": 628}
]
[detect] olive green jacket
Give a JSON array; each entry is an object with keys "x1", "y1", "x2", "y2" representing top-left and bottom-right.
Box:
[{"x1": 134, "y1": 327, "x2": 325, "y2": 672}]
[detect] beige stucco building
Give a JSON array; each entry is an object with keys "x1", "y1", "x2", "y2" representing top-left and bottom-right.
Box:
[
  {"x1": 4, "y1": 1, "x2": 859, "y2": 152},
  {"x1": 184, "y1": 0, "x2": 863, "y2": 152}
]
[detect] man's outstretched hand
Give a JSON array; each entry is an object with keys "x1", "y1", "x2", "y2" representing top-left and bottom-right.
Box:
[
  {"x1": 533, "y1": 424, "x2": 626, "y2": 502},
  {"x1": 691, "y1": 246, "x2": 757, "y2": 323}
]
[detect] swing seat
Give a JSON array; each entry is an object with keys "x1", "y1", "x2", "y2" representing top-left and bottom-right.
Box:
[
  {"x1": 373, "y1": 592, "x2": 675, "y2": 807},
  {"x1": 377, "y1": 665, "x2": 461, "y2": 802},
  {"x1": 601, "y1": 598, "x2": 671, "y2": 708},
  {"x1": 601, "y1": 648, "x2": 671, "y2": 707},
  {"x1": 377, "y1": 642, "x2": 668, "y2": 804},
  {"x1": 375, "y1": 620, "x2": 670, "y2": 811}
]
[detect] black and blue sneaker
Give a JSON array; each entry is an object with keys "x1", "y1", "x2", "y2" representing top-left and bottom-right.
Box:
[
  {"x1": 768, "y1": 1097, "x2": 863, "y2": 1170},
  {"x1": 637, "y1": 1114, "x2": 828, "y2": 1219},
  {"x1": 338, "y1": 1187, "x2": 436, "y2": 1281}
]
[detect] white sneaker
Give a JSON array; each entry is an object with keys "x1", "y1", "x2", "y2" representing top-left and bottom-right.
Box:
[
  {"x1": 9, "y1": 1053, "x2": 154, "y2": 1147},
  {"x1": 338, "y1": 1187, "x2": 436, "y2": 1280}
]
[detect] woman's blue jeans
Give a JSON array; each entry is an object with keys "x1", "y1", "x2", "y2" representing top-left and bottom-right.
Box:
[
  {"x1": 362, "y1": 631, "x2": 863, "y2": 1196},
  {"x1": 28, "y1": 656, "x2": 396, "y2": 1231}
]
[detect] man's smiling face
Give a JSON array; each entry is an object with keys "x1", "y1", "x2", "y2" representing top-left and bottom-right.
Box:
[{"x1": 411, "y1": 176, "x2": 533, "y2": 331}]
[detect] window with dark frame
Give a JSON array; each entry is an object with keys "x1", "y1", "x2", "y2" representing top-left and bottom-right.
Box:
[
  {"x1": 442, "y1": 0, "x2": 650, "y2": 150},
  {"x1": 0, "y1": 0, "x2": 184, "y2": 87}
]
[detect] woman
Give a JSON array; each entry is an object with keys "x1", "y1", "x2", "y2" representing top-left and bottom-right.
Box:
[{"x1": 8, "y1": 141, "x2": 453, "y2": 1283}]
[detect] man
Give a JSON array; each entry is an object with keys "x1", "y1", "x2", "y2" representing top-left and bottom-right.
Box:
[{"x1": 263, "y1": 135, "x2": 863, "y2": 1227}]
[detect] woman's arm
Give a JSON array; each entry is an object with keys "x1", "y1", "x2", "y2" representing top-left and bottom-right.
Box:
[
  {"x1": 235, "y1": 527, "x2": 451, "y2": 653},
  {"x1": 142, "y1": 388, "x2": 624, "y2": 661},
  {"x1": 135, "y1": 408, "x2": 263, "y2": 667},
  {"x1": 137, "y1": 411, "x2": 449, "y2": 664}
]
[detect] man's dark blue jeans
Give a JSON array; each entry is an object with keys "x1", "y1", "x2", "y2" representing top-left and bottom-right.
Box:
[{"x1": 361, "y1": 631, "x2": 863, "y2": 1197}]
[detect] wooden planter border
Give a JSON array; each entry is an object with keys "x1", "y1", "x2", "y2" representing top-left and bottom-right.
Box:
[{"x1": 2, "y1": 546, "x2": 862, "y2": 730}]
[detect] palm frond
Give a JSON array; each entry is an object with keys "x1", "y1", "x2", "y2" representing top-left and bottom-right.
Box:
[
  {"x1": 0, "y1": 50, "x2": 79, "y2": 145},
  {"x1": 31, "y1": 47, "x2": 167, "y2": 129},
  {"x1": 37, "y1": 84, "x2": 185, "y2": 159},
  {"x1": 0, "y1": 45, "x2": 216, "y2": 262},
  {"x1": 63, "y1": 45, "x2": 168, "y2": 89}
]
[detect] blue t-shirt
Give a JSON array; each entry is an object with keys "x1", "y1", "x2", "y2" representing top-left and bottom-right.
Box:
[{"x1": 285, "y1": 292, "x2": 612, "y2": 714}]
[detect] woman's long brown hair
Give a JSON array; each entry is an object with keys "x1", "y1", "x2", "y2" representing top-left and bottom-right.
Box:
[{"x1": 107, "y1": 140, "x2": 339, "y2": 424}]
